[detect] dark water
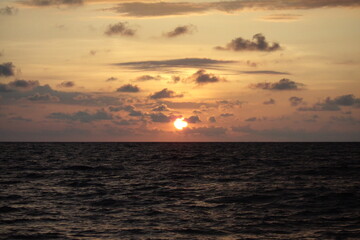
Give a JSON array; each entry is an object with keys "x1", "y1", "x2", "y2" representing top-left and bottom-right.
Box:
[{"x1": 0, "y1": 143, "x2": 359, "y2": 240}]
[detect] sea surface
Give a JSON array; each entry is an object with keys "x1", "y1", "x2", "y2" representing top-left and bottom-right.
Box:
[{"x1": 0, "y1": 143, "x2": 359, "y2": 240}]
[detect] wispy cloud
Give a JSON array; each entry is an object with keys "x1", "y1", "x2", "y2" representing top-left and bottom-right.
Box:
[
  {"x1": 163, "y1": 24, "x2": 196, "y2": 38},
  {"x1": 21, "y1": 0, "x2": 83, "y2": 7}
]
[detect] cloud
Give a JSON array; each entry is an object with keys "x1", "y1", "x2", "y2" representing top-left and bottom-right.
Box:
[
  {"x1": 298, "y1": 94, "x2": 360, "y2": 111},
  {"x1": 149, "y1": 88, "x2": 183, "y2": 99},
  {"x1": 109, "y1": 105, "x2": 143, "y2": 116},
  {"x1": 0, "y1": 62, "x2": 15, "y2": 77},
  {"x1": 27, "y1": 93, "x2": 60, "y2": 102},
  {"x1": 185, "y1": 115, "x2": 201, "y2": 123},
  {"x1": 149, "y1": 112, "x2": 171, "y2": 123},
  {"x1": 0, "y1": 6, "x2": 18, "y2": 15},
  {"x1": 183, "y1": 126, "x2": 227, "y2": 136},
  {"x1": 260, "y1": 14, "x2": 302, "y2": 22},
  {"x1": 215, "y1": 33, "x2": 281, "y2": 52},
  {"x1": 245, "y1": 117, "x2": 257, "y2": 122},
  {"x1": 289, "y1": 96, "x2": 303, "y2": 106},
  {"x1": 58, "y1": 81, "x2": 75, "y2": 88},
  {"x1": 21, "y1": 0, "x2": 83, "y2": 7},
  {"x1": 208, "y1": 116, "x2": 216, "y2": 123},
  {"x1": 104, "y1": 22, "x2": 136, "y2": 37},
  {"x1": 9, "y1": 116, "x2": 32, "y2": 122},
  {"x1": 164, "y1": 24, "x2": 196, "y2": 38},
  {"x1": 116, "y1": 84, "x2": 140, "y2": 93},
  {"x1": 251, "y1": 78, "x2": 304, "y2": 91},
  {"x1": 47, "y1": 109, "x2": 112, "y2": 122},
  {"x1": 263, "y1": 98, "x2": 275, "y2": 105},
  {"x1": 241, "y1": 70, "x2": 290, "y2": 75},
  {"x1": 220, "y1": 113, "x2": 234, "y2": 117},
  {"x1": 134, "y1": 75, "x2": 162, "y2": 81},
  {"x1": 107, "y1": 1, "x2": 360, "y2": 18},
  {"x1": 152, "y1": 104, "x2": 170, "y2": 112},
  {"x1": 106, "y1": 77, "x2": 117, "y2": 82},
  {"x1": 113, "y1": 58, "x2": 235, "y2": 71},
  {"x1": 188, "y1": 69, "x2": 224, "y2": 85},
  {"x1": 0, "y1": 79, "x2": 39, "y2": 92}
]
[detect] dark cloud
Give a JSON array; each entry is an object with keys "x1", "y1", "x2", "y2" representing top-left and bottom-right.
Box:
[
  {"x1": 186, "y1": 115, "x2": 201, "y2": 123},
  {"x1": 106, "y1": 77, "x2": 117, "y2": 82},
  {"x1": 164, "y1": 24, "x2": 196, "y2": 38},
  {"x1": 9, "y1": 116, "x2": 32, "y2": 122},
  {"x1": 161, "y1": 101, "x2": 215, "y2": 109},
  {"x1": 21, "y1": 0, "x2": 83, "y2": 7},
  {"x1": 215, "y1": 34, "x2": 281, "y2": 52},
  {"x1": 0, "y1": 62, "x2": 15, "y2": 77},
  {"x1": 48, "y1": 109, "x2": 112, "y2": 123},
  {"x1": 251, "y1": 78, "x2": 304, "y2": 91},
  {"x1": 109, "y1": 105, "x2": 143, "y2": 116},
  {"x1": 104, "y1": 22, "x2": 136, "y2": 37},
  {"x1": 263, "y1": 98, "x2": 275, "y2": 105},
  {"x1": 289, "y1": 96, "x2": 303, "y2": 106},
  {"x1": 116, "y1": 84, "x2": 140, "y2": 93},
  {"x1": 152, "y1": 104, "x2": 169, "y2": 112},
  {"x1": 149, "y1": 112, "x2": 170, "y2": 123},
  {"x1": 0, "y1": 79, "x2": 39, "y2": 92},
  {"x1": 208, "y1": 116, "x2": 216, "y2": 123},
  {"x1": 107, "y1": 1, "x2": 360, "y2": 18},
  {"x1": 241, "y1": 70, "x2": 290, "y2": 75},
  {"x1": 330, "y1": 116, "x2": 360, "y2": 125},
  {"x1": 135, "y1": 75, "x2": 162, "y2": 81},
  {"x1": 114, "y1": 58, "x2": 235, "y2": 71},
  {"x1": 298, "y1": 94, "x2": 360, "y2": 112},
  {"x1": 245, "y1": 117, "x2": 257, "y2": 122},
  {"x1": 220, "y1": 113, "x2": 234, "y2": 117},
  {"x1": 183, "y1": 126, "x2": 227, "y2": 137},
  {"x1": 58, "y1": 81, "x2": 75, "y2": 88},
  {"x1": 188, "y1": 69, "x2": 224, "y2": 85},
  {"x1": 27, "y1": 93, "x2": 60, "y2": 102},
  {"x1": 0, "y1": 6, "x2": 18, "y2": 15},
  {"x1": 149, "y1": 88, "x2": 183, "y2": 99}
]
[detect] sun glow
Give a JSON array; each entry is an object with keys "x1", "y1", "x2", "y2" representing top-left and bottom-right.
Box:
[{"x1": 174, "y1": 118, "x2": 188, "y2": 130}]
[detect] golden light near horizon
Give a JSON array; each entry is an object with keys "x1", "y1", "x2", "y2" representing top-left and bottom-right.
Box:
[{"x1": 174, "y1": 118, "x2": 188, "y2": 130}]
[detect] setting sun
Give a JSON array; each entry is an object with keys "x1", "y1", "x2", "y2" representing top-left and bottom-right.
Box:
[{"x1": 174, "y1": 118, "x2": 188, "y2": 130}]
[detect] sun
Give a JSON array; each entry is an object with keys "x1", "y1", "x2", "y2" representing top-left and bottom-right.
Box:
[{"x1": 174, "y1": 118, "x2": 188, "y2": 130}]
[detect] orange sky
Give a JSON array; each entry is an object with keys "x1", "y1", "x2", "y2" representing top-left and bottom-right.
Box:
[{"x1": 0, "y1": 0, "x2": 360, "y2": 141}]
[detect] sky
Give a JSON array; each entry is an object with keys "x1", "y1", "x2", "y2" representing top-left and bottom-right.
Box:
[{"x1": 0, "y1": 0, "x2": 360, "y2": 141}]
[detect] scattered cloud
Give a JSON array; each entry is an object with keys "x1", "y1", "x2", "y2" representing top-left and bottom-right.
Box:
[
  {"x1": 298, "y1": 94, "x2": 360, "y2": 111},
  {"x1": 109, "y1": 105, "x2": 143, "y2": 116},
  {"x1": 188, "y1": 69, "x2": 224, "y2": 85},
  {"x1": 114, "y1": 58, "x2": 235, "y2": 71},
  {"x1": 106, "y1": 77, "x2": 117, "y2": 82},
  {"x1": 245, "y1": 117, "x2": 257, "y2": 122},
  {"x1": 215, "y1": 33, "x2": 281, "y2": 52},
  {"x1": 263, "y1": 98, "x2": 275, "y2": 105},
  {"x1": 208, "y1": 116, "x2": 216, "y2": 123},
  {"x1": 116, "y1": 84, "x2": 140, "y2": 93},
  {"x1": 149, "y1": 88, "x2": 183, "y2": 99},
  {"x1": 220, "y1": 113, "x2": 234, "y2": 118},
  {"x1": 0, "y1": 62, "x2": 15, "y2": 77},
  {"x1": 134, "y1": 75, "x2": 162, "y2": 81},
  {"x1": 149, "y1": 112, "x2": 170, "y2": 123},
  {"x1": 21, "y1": 0, "x2": 83, "y2": 7},
  {"x1": 27, "y1": 93, "x2": 60, "y2": 102},
  {"x1": 186, "y1": 115, "x2": 201, "y2": 123},
  {"x1": 0, "y1": 79, "x2": 39, "y2": 92},
  {"x1": 47, "y1": 109, "x2": 112, "y2": 123},
  {"x1": 164, "y1": 24, "x2": 196, "y2": 38},
  {"x1": 152, "y1": 104, "x2": 170, "y2": 112},
  {"x1": 107, "y1": 1, "x2": 360, "y2": 18},
  {"x1": 104, "y1": 22, "x2": 136, "y2": 37},
  {"x1": 58, "y1": 81, "x2": 75, "y2": 88},
  {"x1": 289, "y1": 96, "x2": 303, "y2": 106},
  {"x1": 251, "y1": 78, "x2": 304, "y2": 91},
  {"x1": 0, "y1": 6, "x2": 18, "y2": 15}
]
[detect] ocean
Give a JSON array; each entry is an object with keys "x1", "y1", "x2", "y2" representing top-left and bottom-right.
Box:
[{"x1": 0, "y1": 143, "x2": 359, "y2": 240}]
